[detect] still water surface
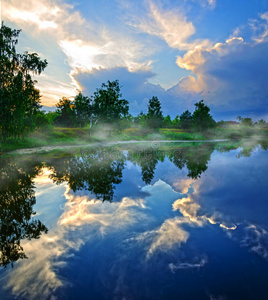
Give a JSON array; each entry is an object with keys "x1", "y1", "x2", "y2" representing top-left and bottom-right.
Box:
[{"x1": 0, "y1": 140, "x2": 268, "y2": 299}]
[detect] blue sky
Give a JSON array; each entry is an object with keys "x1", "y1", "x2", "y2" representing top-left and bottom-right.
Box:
[{"x1": 2, "y1": 0, "x2": 268, "y2": 120}]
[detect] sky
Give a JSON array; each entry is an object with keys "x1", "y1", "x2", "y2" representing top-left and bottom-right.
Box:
[{"x1": 2, "y1": 0, "x2": 268, "y2": 120}]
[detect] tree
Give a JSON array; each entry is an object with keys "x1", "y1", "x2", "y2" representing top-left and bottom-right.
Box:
[
  {"x1": 55, "y1": 97, "x2": 75, "y2": 127},
  {"x1": 242, "y1": 117, "x2": 253, "y2": 127},
  {"x1": 134, "y1": 111, "x2": 147, "y2": 127},
  {"x1": 172, "y1": 115, "x2": 180, "y2": 128},
  {"x1": 0, "y1": 24, "x2": 47, "y2": 140},
  {"x1": 169, "y1": 144, "x2": 214, "y2": 179},
  {"x1": 237, "y1": 116, "x2": 242, "y2": 123},
  {"x1": 34, "y1": 110, "x2": 50, "y2": 129},
  {"x1": 163, "y1": 115, "x2": 172, "y2": 128},
  {"x1": 92, "y1": 80, "x2": 129, "y2": 124},
  {"x1": 48, "y1": 148, "x2": 125, "y2": 202},
  {"x1": 147, "y1": 96, "x2": 164, "y2": 128},
  {"x1": 0, "y1": 158, "x2": 48, "y2": 267},
  {"x1": 256, "y1": 119, "x2": 266, "y2": 127},
  {"x1": 73, "y1": 92, "x2": 92, "y2": 128},
  {"x1": 237, "y1": 116, "x2": 254, "y2": 127},
  {"x1": 192, "y1": 100, "x2": 215, "y2": 131},
  {"x1": 179, "y1": 110, "x2": 193, "y2": 130},
  {"x1": 45, "y1": 111, "x2": 59, "y2": 125}
]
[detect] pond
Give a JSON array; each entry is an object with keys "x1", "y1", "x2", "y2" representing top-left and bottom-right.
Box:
[{"x1": 0, "y1": 139, "x2": 268, "y2": 300}]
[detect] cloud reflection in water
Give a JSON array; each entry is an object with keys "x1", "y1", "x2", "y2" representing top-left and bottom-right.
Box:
[{"x1": 1, "y1": 145, "x2": 268, "y2": 299}]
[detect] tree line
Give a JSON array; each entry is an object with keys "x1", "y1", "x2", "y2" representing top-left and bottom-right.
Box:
[
  {"x1": 1, "y1": 24, "x2": 266, "y2": 142},
  {"x1": 51, "y1": 84, "x2": 216, "y2": 131}
]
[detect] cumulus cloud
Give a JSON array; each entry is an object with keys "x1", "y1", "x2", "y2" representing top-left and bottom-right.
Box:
[
  {"x1": 2, "y1": 0, "x2": 154, "y2": 105},
  {"x1": 126, "y1": 3, "x2": 268, "y2": 118},
  {"x1": 74, "y1": 66, "x2": 206, "y2": 116},
  {"x1": 3, "y1": 0, "x2": 268, "y2": 118},
  {"x1": 74, "y1": 4, "x2": 268, "y2": 119},
  {"x1": 176, "y1": 37, "x2": 245, "y2": 94},
  {"x1": 60, "y1": 189, "x2": 148, "y2": 235},
  {"x1": 75, "y1": 67, "x2": 166, "y2": 114},
  {"x1": 172, "y1": 180, "x2": 238, "y2": 231},
  {"x1": 175, "y1": 35, "x2": 268, "y2": 118},
  {"x1": 2, "y1": 168, "x2": 149, "y2": 299}
]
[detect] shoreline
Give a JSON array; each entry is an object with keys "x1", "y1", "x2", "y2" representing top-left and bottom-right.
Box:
[{"x1": 9, "y1": 139, "x2": 230, "y2": 155}]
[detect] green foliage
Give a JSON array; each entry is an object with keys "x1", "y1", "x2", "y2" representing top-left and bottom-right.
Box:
[
  {"x1": 256, "y1": 119, "x2": 267, "y2": 127},
  {"x1": 53, "y1": 92, "x2": 93, "y2": 128},
  {"x1": 169, "y1": 144, "x2": 214, "y2": 179},
  {"x1": 172, "y1": 115, "x2": 180, "y2": 128},
  {"x1": 92, "y1": 80, "x2": 129, "y2": 123},
  {"x1": 179, "y1": 110, "x2": 193, "y2": 129},
  {"x1": 45, "y1": 111, "x2": 60, "y2": 124},
  {"x1": 54, "y1": 97, "x2": 75, "y2": 127},
  {"x1": 192, "y1": 100, "x2": 216, "y2": 131},
  {"x1": 237, "y1": 116, "x2": 254, "y2": 127},
  {"x1": 134, "y1": 112, "x2": 147, "y2": 127},
  {"x1": 117, "y1": 115, "x2": 134, "y2": 131},
  {"x1": 0, "y1": 24, "x2": 47, "y2": 141},
  {"x1": 160, "y1": 128, "x2": 205, "y2": 140},
  {"x1": 147, "y1": 96, "x2": 164, "y2": 128},
  {"x1": 73, "y1": 92, "x2": 92, "y2": 127},
  {"x1": 163, "y1": 115, "x2": 172, "y2": 128},
  {"x1": 34, "y1": 110, "x2": 50, "y2": 129},
  {"x1": 244, "y1": 117, "x2": 253, "y2": 127},
  {"x1": 48, "y1": 148, "x2": 125, "y2": 202},
  {"x1": 0, "y1": 158, "x2": 48, "y2": 267}
]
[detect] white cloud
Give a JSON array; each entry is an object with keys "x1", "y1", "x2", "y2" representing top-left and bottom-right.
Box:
[
  {"x1": 250, "y1": 11, "x2": 268, "y2": 43},
  {"x1": 147, "y1": 217, "x2": 190, "y2": 255},
  {"x1": 240, "y1": 224, "x2": 268, "y2": 259},
  {"x1": 36, "y1": 73, "x2": 80, "y2": 104},
  {"x1": 60, "y1": 188, "x2": 148, "y2": 235},
  {"x1": 175, "y1": 37, "x2": 245, "y2": 95},
  {"x1": 168, "y1": 257, "x2": 207, "y2": 273},
  {"x1": 2, "y1": 0, "x2": 153, "y2": 105},
  {"x1": 132, "y1": 0, "x2": 195, "y2": 50},
  {"x1": 3, "y1": 0, "x2": 268, "y2": 117},
  {"x1": 2, "y1": 0, "x2": 60, "y2": 30},
  {"x1": 4, "y1": 235, "x2": 66, "y2": 300},
  {"x1": 2, "y1": 169, "x2": 149, "y2": 299}
]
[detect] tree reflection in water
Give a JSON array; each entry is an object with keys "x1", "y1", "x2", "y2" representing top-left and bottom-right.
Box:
[
  {"x1": 169, "y1": 144, "x2": 215, "y2": 179},
  {"x1": 128, "y1": 150, "x2": 164, "y2": 185},
  {"x1": 47, "y1": 141, "x2": 266, "y2": 203},
  {"x1": 129, "y1": 143, "x2": 215, "y2": 182},
  {"x1": 0, "y1": 139, "x2": 266, "y2": 267},
  {"x1": 49, "y1": 148, "x2": 125, "y2": 202},
  {"x1": 0, "y1": 158, "x2": 48, "y2": 268}
]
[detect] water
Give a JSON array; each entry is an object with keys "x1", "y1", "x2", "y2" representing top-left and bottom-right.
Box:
[{"x1": 0, "y1": 139, "x2": 268, "y2": 299}]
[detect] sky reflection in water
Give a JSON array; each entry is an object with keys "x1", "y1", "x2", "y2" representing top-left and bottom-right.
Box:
[{"x1": 0, "y1": 141, "x2": 268, "y2": 299}]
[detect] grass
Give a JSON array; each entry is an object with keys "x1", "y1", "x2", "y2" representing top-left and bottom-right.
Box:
[
  {"x1": 1, "y1": 124, "x2": 267, "y2": 153},
  {"x1": 159, "y1": 128, "x2": 206, "y2": 140},
  {"x1": 0, "y1": 126, "x2": 93, "y2": 152}
]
